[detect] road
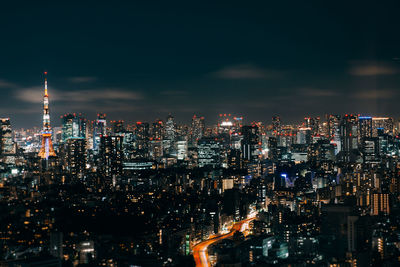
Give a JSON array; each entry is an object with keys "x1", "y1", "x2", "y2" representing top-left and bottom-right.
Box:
[{"x1": 192, "y1": 217, "x2": 255, "y2": 267}]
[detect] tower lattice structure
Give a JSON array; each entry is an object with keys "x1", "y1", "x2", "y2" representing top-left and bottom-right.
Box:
[{"x1": 38, "y1": 72, "x2": 56, "y2": 159}]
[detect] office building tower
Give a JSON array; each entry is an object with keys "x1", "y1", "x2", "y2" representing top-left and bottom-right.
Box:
[
  {"x1": 304, "y1": 117, "x2": 320, "y2": 135},
  {"x1": 111, "y1": 120, "x2": 125, "y2": 134},
  {"x1": 135, "y1": 121, "x2": 149, "y2": 158},
  {"x1": 340, "y1": 114, "x2": 359, "y2": 162},
  {"x1": 149, "y1": 139, "x2": 163, "y2": 160},
  {"x1": 100, "y1": 136, "x2": 123, "y2": 178},
  {"x1": 190, "y1": 115, "x2": 205, "y2": 146},
  {"x1": 361, "y1": 138, "x2": 379, "y2": 162},
  {"x1": 66, "y1": 137, "x2": 86, "y2": 177},
  {"x1": 372, "y1": 117, "x2": 394, "y2": 136},
  {"x1": 61, "y1": 113, "x2": 86, "y2": 142},
  {"x1": 38, "y1": 72, "x2": 56, "y2": 159},
  {"x1": 197, "y1": 137, "x2": 221, "y2": 168},
  {"x1": 327, "y1": 114, "x2": 341, "y2": 139},
  {"x1": 227, "y1": 149, "x2": 242, "y2": 170},
  {"x1": 233, "y1": 116, "x2": 243, "y2": 133},
  {"x1": 93, "y1": 113, "x2": 107, "y2": 153},
  {"x1": 165, "y1": 114, "x2": 175, "y2": 141},
  {"x1": 272, "y1": 116, "x2": 281, "y2": 136},
  {"x1": 241, "y1": 125, "x2": 260, "y2": 162},
  {"x1": 371, "y1": 192, "x2": 390, "y2": 216},
  {"x1": 218, "y1": 114, "x2": 234, "y2": 134},
  {"x1": 151, "y1": 119, "x2": 164, "y2": 140},
  {"x1": 0, "y1": 118, "x2": 14, "y2": 155},
  {"x1": 297, "y1": 127, "x2": 311, "y2": 145},
  {"x1": 358, "y1": 116, "x2": 372, "y2": 141},
  {"x1": 268, "y1": 137, "x2": 278, "y2": 161},
  {"x1": 177, "y1": 138, "x2": 188, "y2": 160},
  {"x1": 163, "y1": 114, "x2": 176, "y2": 154}
]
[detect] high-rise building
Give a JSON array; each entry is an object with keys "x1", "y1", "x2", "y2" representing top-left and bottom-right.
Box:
[
  {"x1": 358, "y1": 116, "x2": 372, "y2": 141},
  {"x1": 372, "y1": 117, "x2": 394, "y2": 136},
  {"x1": 361, "y1": 138, "x2": 379, "y2": 162},
  {"x1": 149, "y1": 139, "x2": 163, "y2": 160},
  {"x1": 111, "y1": 120, "x2": 125, "y2": 134},
  {"x1": 93, "y1": 113, "x2": 107, "y2": 153},
  {"x1": 371, "y1": 192, "x2": 390, "y2": 216},
  {"x1": 304, "y1": 117, "x2": 320, "y2": 136},
  {"x1": 0, "y1": 118, "x2": 14, "y2": 155},
  {"x1": 190, "y1": 115, "x2": 205, "y2": 146},
  {"x1": 241, "y1": 125, "x2": 260, "y2": 162},
  {"x1": 268, "y1": 137, "x2": 278, "y2": 161},
  {"x1": 297, "y1": 127, "x2": 312, "y2": 145},
  {"x1": 61, "y1": 113, "x2": 86, "y2": 142},
  {"x1": 340, "y1": 114, "x2": 359, "y2": 162},
  {"x1": 164, "y1": 114, "x2": 176, "y2": 155},
  {"x1": 100, "y1": 136, "x2": 123, "y2": 179},
  {"x1": 272, "y1": 116, "x2": 281, "y2": 136},
  {"x1": 165, "y1": 114, "x2": 175, "y2": 141},
  {"x1": 233, "y1": 116, "x2": 243, "y2": 133},
  {"x1": 151, "y1": 119, "x2": 164, "y2": 140},
  {"x1": 197, "y1": 137, "x2": 221, "y2": 168},
  {"x1": 135, "y1": 121, "x2": 149, "y2": 158},
  {"x1": 38, "y1": 72, "x2": 56, "y2": 159},
  {"x1": 66, "y1": 137, "x2": 86, "y2": 178},
  {"x1": 327, "y1": 114, "x2": 341, "y2": 139},
  {"x1": 177, "y1": 138, "x2": 188, "y2": 160}
]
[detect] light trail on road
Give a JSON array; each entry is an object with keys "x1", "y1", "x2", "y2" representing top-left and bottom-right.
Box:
[{"x1": 192, "y1": 217, "x2": 255, "y2": 267}]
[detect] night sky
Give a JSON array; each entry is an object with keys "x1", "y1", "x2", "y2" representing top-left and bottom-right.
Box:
[{"x1": 1, "y1": 1, "x2": 400, "y2": 128}]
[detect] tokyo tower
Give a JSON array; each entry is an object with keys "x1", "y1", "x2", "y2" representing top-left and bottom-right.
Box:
[{"x1": 38, "y1": 72, "x2": 56, "y2": 159}]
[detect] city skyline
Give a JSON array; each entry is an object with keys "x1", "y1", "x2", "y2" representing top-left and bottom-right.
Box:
[
  {"x1": 2, "y1": 2, "x2": 400, "y2": 127},
  {"x1": 1, "y1": 2, "x2": 400, "y2": 266}
]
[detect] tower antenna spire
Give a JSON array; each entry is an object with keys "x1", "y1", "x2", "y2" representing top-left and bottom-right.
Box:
[
  {"x1": 38, "y1": 71, "x2": 56, "y2": 159},
  {"x1": 44, "y1": 71, "x2": 48, "y2": 96}
]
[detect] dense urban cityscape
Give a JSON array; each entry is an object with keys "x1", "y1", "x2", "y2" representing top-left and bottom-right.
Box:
[
  {"x1": 3, "y1": 1, "x2": 400, "y2": 267},
  {"x1": 0, "y1": 73, "x2": 399, "y2": 266}
]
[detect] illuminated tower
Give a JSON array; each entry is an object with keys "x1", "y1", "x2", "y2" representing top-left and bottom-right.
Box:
[{"x1": 38, "y1": 72, "x2": 56, "y2": 159}]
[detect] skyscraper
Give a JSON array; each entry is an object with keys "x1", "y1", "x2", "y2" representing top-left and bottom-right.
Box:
[
  {"x1": 340, "y1": 114, "x2": 358, "y2": 162},
  {"x1": 358, "y1": 116, "x2": 372, "y2": 141},
  {"x1": 372, "y1": 117, "x2": 394, "y2": 137},
  {"x1": 190, "y1": 115, "x2": 204, "y2": 146},
  {"x1": 371, "y1": 192, "x2": 390, "y2": 216},
  {"x1": 151, "y1": 119, "x2": 164, "y2": 140},
  {"x1": 241, "y1": 125, "x2": 260, "y2": 162},
  {"x1": 135, "y1": 121, "x2": 150, "y2": 158},
  {"x1": 164, "y1": 114, "x2": 176, "y2": 155},
  {"x1": 0, "y1": 118, "x2": 14, "y2": 155},
  {"x1": 165, "y1": 114, "x2": 175, "y2": 141},
  {"x1": 38, "y1": 72, "x2": 56, "y2": 159},
  {"x1": 111, "y1": 120, "x2": 125, "y2": 134},
  {"x1": 93, "y1": 113, "x2": 107, "y2": 153},
  {"x1": 197, "y1": 137, "x2": 221, "y2": 168},
  {"x1": 100, "y1": 135, "x2": 123, "y2": 179},
  {"x1": 327, "y1": 114, "x2": 341, "y2": 140},
  {"x1": 61, "y1": 113, "x2": 86, "y2": 142},
  {"x1": 66, "y1": 137, "x2": 87, "y2": 178},
  {"x1": 272, "y1": 116, "x2": 281, "y2": 136}
]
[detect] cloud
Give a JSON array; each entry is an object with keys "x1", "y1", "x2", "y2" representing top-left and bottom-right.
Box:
[
  {"x1": 0, "y1": 79, "x2": 16, "y2": 88},
  {"x1": 299, "y1": 88, "x2": 338, "y2": 97},
  {"x1": 15, "y1": 88, "x2": 143, "y2": 104},
  {"x1": 352, "y1": 89, "x2": 396, "y2": 99},
  {"x1": 213, "y1": 64, "x2": 281, "y2": 79},
  {"x1": 68, "y1": 76, "x2": 97, "y2": 83},
  {"x1": 160, "y1": 90, "x2": 188, "y2": 96},
  {"x1": 349, "y1": 63, "x2": 399, "y2": 76}
]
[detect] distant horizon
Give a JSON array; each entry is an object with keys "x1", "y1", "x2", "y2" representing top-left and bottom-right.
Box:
[{"x1": 8, "y1": 110, "x2": 399, "y2": 130}]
